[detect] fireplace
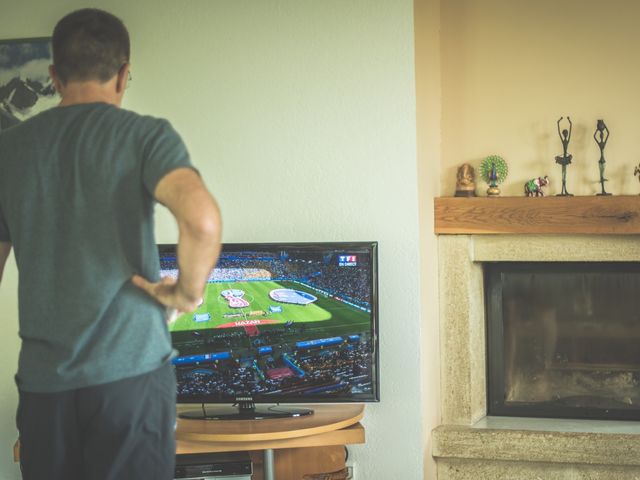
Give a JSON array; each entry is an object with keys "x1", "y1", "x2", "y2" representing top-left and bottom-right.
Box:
[
  {"x1": 432, "y1": 234, "x2": 640, "y2": 479},
  {"x1": 485, "y1": 262, "x2": 640, "y2": 421},
  {"x1": 432, "y1": 198, "x2": 640, "y2": 479}
]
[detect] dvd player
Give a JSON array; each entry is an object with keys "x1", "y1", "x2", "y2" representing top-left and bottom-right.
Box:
[{"x1": 174, "y1": 451, "x2": 252, "y2": 479}]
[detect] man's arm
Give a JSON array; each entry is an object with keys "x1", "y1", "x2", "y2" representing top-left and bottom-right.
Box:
[
  {"x1": 132, "y1": 168, "x2": 222, "y2": 312},
  {"x1": 0, "y1": 242, "x2": 11, "y2": 285}
]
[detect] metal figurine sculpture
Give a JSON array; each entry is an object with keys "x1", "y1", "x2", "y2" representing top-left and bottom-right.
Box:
[
  {"x1": 594, "y1": 119, "x2": 611, "y2": 196},
  {"x1": 524, "y1": 176, "x2": 550, "y2": 197},
  {"x1": 479, "y1": 155, "x2": 508, "y2": 196},
  {"x1": 555, "y1": 116, "x2": 573, "y2": 196},
  {"x1": 489, "y1": 163, "x2": 498, "y2": 191},
  {"x1": 454, "y1": 163, "x2": 477, "y2": 197},
  {"x1": 634, "y1": 164, "x2": 640, "y2": 194}
]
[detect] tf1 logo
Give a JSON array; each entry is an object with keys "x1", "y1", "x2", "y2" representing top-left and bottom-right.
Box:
[{"x1": 338, "y1": 255, "x2": 357, "y2": 266}]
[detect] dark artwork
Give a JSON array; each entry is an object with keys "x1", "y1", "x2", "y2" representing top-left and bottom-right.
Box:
[
  {"x1": 0, "y1": 38, "x2": 57, "y2": 131},
  {"x1": 594, "y1": 119, "x2": 611, "y2": 196},
  {"x1": 555, "y1": 116, "x2": 573, "y2": 196}
]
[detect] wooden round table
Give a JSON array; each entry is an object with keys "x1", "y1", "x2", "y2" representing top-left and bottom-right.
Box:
[{"x1": 176, "y1": 404, "x2": 364, "y2": 480}]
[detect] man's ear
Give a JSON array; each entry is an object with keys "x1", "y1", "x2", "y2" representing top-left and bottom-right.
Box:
[
  {"x1": 115, "y1": 63, "x2": 129, "y2": 94},
  {"x1": 48, "y1": 65, "x2": 63, "y2": 94}
]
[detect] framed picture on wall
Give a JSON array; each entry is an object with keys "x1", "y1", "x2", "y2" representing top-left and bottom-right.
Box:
[{"x1": 0, "y1": 37, "x2": 58, "y2": 131}]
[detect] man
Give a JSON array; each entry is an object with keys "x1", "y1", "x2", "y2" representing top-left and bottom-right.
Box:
[{"x1": 0, "y1": 8, "x2": 222, "y2": 480}]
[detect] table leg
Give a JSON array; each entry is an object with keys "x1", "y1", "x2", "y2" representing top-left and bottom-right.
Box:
[{"x1": 263, "y1": 448, "x2": 275, "y2": 480}]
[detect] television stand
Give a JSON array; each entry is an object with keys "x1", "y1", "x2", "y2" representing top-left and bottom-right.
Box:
[
  {"x1": 179, "y1": 400, "x2": 314, "y2": 421},
  {"x1": 176, "y1": 403, "x2": 365, "y2": 480}
]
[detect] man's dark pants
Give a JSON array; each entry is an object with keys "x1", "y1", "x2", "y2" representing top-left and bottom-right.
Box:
[{"x1": 16, "y1": 363, "x2": 176, "y2": 480}]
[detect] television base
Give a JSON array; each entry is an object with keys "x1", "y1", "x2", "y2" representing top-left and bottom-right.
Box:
[{"x1": 179, "y1": 403, "x2": 314, "y2": 421}]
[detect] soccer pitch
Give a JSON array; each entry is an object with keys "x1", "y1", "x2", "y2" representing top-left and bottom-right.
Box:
[{"x1": 169, "y1": 280, "x2": 367, "y2": 333}]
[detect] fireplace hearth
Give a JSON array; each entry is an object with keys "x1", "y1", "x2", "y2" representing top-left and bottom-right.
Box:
[{"x1": 485, "y1": 262, "x2": 640, "y2": 420}]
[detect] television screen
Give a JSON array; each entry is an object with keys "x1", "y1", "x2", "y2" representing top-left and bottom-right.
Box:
[{"x1": 159, "y1": 242, "x2": 379, "y2": 404}]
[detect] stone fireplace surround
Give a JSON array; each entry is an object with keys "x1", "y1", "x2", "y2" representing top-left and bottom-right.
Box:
[{"x1": 432, "y1": 234, "x2": 640, "y2": 479}]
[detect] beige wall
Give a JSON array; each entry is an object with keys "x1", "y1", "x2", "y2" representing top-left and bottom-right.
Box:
[
  {"x1": 0, "y1": 1, "x2": 428, "y2": 479},
  {"x1": 414, "y1": 0, "x2": 442, "y2": 478},
  {"x1": 412, "y1": 0, "x2": 640, "y2": 477},
  {"x1": 441, "y1": 0, "x2": 640, "y2": 197}
]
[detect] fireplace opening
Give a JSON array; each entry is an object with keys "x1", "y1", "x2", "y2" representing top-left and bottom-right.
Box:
[{"x1": 485, "y1": 262, "x2": 640, "y2": 420}]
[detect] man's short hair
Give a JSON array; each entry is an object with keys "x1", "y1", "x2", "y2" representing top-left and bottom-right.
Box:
[{"x1": 52, "y1": 8, "x2": 130, "y2": 85}]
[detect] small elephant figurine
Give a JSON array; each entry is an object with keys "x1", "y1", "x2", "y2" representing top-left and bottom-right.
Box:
[{"x1": 524, "y1": 176, "x2": 550, "y2": 197}]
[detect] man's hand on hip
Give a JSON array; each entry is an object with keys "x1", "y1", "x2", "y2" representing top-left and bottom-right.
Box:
[{"x1": 131, "y1": 274, "x2": 202, "y2": 315}]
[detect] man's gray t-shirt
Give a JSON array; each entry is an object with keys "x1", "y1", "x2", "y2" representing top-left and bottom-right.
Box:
[{"x1": 0, "y1": 102, "x2": 191, "y2": 393}]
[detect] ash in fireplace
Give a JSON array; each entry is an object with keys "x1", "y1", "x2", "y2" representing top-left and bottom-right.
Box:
[{"x1": 506, "y1": 367, "x2": 640, "y2": 408}]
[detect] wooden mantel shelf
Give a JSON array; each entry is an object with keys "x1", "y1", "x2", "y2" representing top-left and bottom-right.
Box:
[{"x1": 434, "y1": 196, "x2": 640, "y2": 235}]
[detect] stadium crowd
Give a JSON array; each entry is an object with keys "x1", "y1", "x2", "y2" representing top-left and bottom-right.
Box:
[
  {"x1": 174, "y1": 339, "x2": 374, "y2": 398},
  {"x1": 161, "y1": 251, "x2": 371, "y2": 307}
]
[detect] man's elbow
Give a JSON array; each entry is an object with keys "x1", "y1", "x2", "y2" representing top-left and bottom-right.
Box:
[
  {"x1": 180, "y1": 207, "x2": 221, "y2": 243},
  {"x1": 196, "y1": 216, "x2": 221, "y2": 242}
]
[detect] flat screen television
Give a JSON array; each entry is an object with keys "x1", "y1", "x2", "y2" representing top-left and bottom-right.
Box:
[{"x1": 158, "y1": 241, "x2": 379, "y2": 419}]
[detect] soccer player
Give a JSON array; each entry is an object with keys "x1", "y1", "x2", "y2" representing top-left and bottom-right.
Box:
[{"x1": 0, "y1": 8, "x2": 221, "y2": 480}]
